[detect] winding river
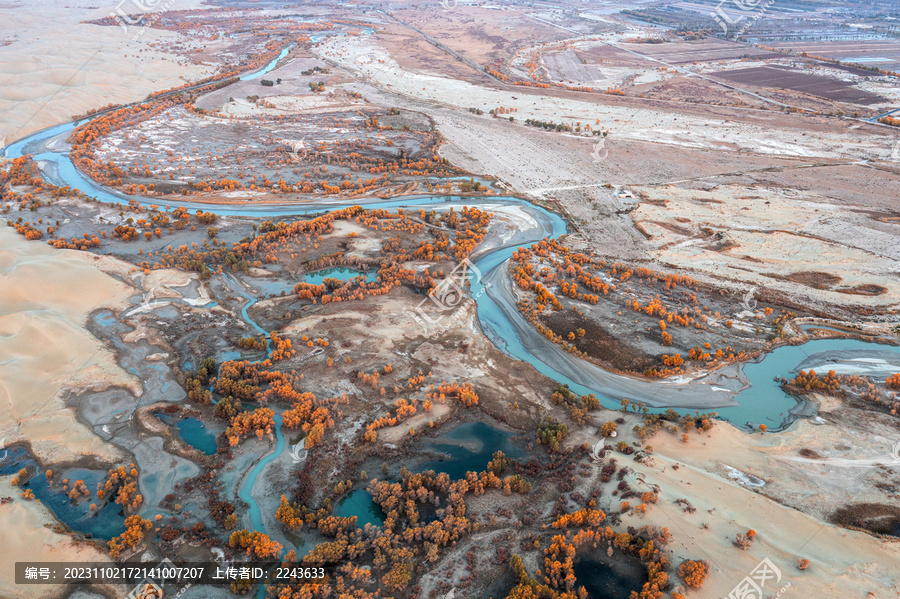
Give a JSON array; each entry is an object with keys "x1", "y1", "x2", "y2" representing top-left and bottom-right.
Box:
[
  {"x1": 5, "y1": 72, "x2": 900, "y2": 561},
  {"x1": 5, "y1": 116, "x2": 900, "y2": 434}
]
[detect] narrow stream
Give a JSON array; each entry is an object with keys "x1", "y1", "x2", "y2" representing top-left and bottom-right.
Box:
[
  {"x1": 219, "y1": 274, "x2": 287, "y2": 536},
  {"x1": 239, "y1": 46, "x2": 292, "y2": 81}
]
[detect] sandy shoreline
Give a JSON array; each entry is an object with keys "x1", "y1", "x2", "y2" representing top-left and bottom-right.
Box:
[
  {"x1": 0, "y1": 477, "x2": 120, "y2": 599},
  {"x1": 485, "y1": 263, "x2": 747, "y2": 409},
  {"x1": 0, "y1": 226, "x2": 139, "y2": 466},
  {"x1": 571, "y1": 417, "x2": 900, "y2": 598}
]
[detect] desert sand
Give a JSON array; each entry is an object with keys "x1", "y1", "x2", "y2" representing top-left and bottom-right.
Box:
[
  {"x1": 568, "y1": 416, "x2": 900, "y2": 598},
  {"x1": 0, "y1": 0, "x2": 210, "y2": 145},
  {"x1": 632, "y1": 183, "x2": 900, "y2": 310},
  {"x1": 0, "y1": 477, "x2": 118, "y2": 599},
  {"x1": 0, "y1": 226, "x2": 139, "y2": 465}
]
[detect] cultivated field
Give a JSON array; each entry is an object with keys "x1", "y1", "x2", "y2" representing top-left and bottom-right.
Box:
[
  {"x1": 773, "y1": 40, "x2": 900, "y2": 72},
  {"x1": 718, "y1": 65, "x2": 886, "y2": 105},
  {"x1": 618, "y1": 38, "x2": 781, "y2": 64}
]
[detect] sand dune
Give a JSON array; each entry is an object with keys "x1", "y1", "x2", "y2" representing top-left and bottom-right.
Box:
[
  {"x1": 569, "y1": 418, "x2": 900, "y2": 598},
  {"x1": 0, "y1": 226, "x2": 140, "y2": 465},
  {"x1": 0, "y1": 477, "x2": 118, "y2": 599},
  {"x1": 0, "y1": 0, "x2": 210, "y2": 145},
  {"x1": 0, "y1": 0, "x2": 218, "y2": 463}
]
